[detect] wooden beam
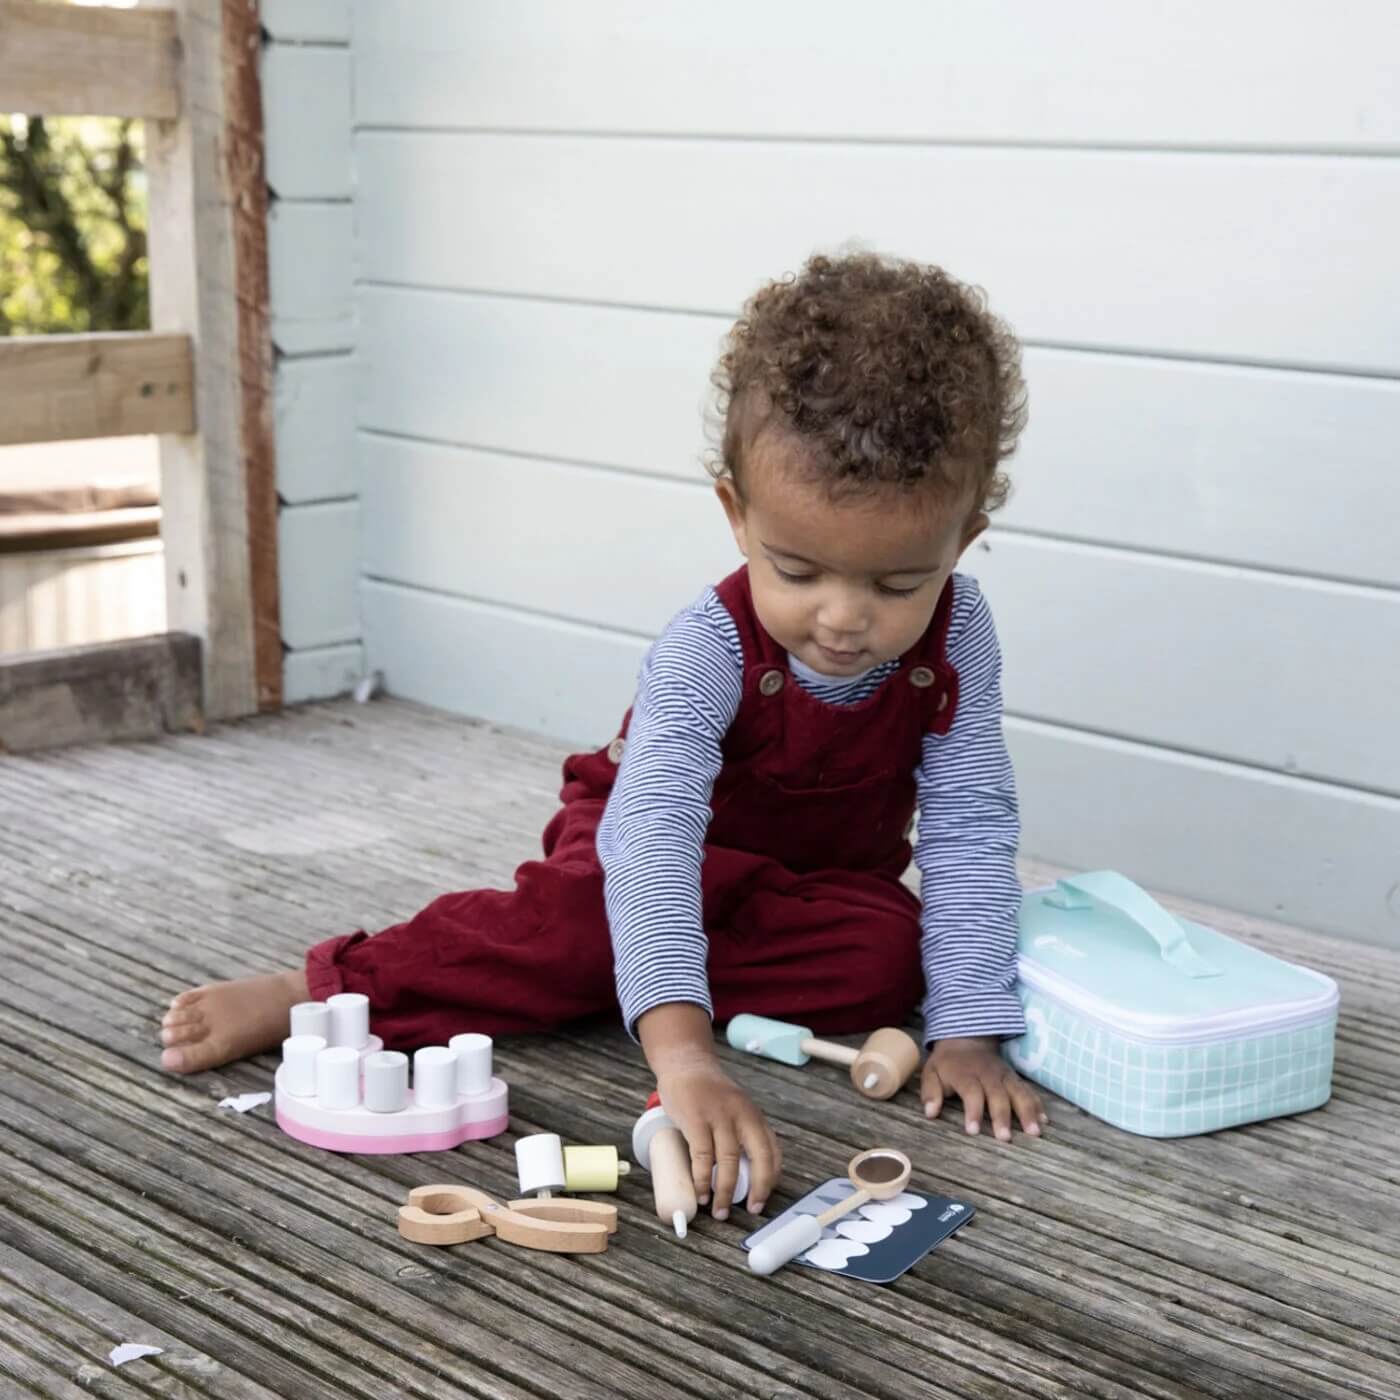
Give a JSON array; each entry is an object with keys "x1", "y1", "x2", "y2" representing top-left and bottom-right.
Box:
[
  {"x1": 0, "y1": 632, "x2": 202, "y2": 754},
  {"x1": 224, "y1": 0, "x2": 283, "y2": 712},
  {"x1": 0, "y1": 0, "x2": 180, "y2": 119},
  {"x1": 0, "y1": 332, "x2": 194, "y2": 446},
  {"x1": 147, "y1": 0, "x2": 268, "y2": 722}
]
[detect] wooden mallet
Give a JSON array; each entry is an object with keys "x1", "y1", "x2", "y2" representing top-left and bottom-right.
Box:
[
  {"x1": 748, "y1": 1148, "x2": 913, "y2": 1276},
  {"x1": 726, "y1": 1014, "x2": 921, "y2": 1100}
]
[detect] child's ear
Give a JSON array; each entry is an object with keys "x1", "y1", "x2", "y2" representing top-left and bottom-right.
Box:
[
  {"x1": 716, "y1": 479, "x2": 750, "y2": 557},
  {"x1": 957, "y1": 512, "x2": 990, "y2": 557}
]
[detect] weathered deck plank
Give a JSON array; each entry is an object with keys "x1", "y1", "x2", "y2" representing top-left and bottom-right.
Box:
[{"x1": 1, "y1": 698, "x2": 1397, "y2": 1400}]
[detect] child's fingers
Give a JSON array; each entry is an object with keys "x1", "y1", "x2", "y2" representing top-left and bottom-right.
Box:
[
  {"x1": 957, "y1": 1078, "x2": 986, "y2": 1134},
  {"x1": 1009, "y1": 1077, "x2": 1046, "y2": 1136},
  {"x1": 984, "y1": 1079, "x2": 1015, "y2": 1142},
  {"x1": 687, "y1": 1120, "x2": 716, "y2": 1206},
  {"x1": 709, "y1": 1121, "x2": 743, "y2": 1220},
  {"x1": 922, "y1": 1065, "x2": 946, "y2": 1121},
  {"x1": 740, "y1": 1111, "x2": 781, "y2": 1215}
]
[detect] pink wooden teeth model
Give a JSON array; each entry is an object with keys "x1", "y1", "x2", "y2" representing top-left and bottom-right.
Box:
[{"x1": 274, "y1": 994, "x2": 508, "y2": 1153}]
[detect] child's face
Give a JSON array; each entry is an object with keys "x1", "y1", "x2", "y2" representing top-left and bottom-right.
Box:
[{"x1": 717, "y1": 444, "x2": 987, "y2": 677}]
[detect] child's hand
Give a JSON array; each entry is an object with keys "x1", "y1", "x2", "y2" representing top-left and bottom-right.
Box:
[
  {"x1": 923, "y1": 1035, "x2": 1047, "y2": 1142},
  {"x1": 656, "y1": 1057, "x2": 782, "y2": 1219}
]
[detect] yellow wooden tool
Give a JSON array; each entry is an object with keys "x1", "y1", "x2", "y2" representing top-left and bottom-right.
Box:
[{"x1": 397, "y1": 1183, "x2": 617, "y2": 1254}]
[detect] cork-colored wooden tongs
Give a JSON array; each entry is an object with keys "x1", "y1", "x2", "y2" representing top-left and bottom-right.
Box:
[{"x1": 397, "y1": 1184, "x2": 617, "y2": 1254}]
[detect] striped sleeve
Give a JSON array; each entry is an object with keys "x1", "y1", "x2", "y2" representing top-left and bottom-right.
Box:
[
  {"x1": 915, "y1": 574, "x2": 1027, "y2": 1046},
  {"x1": 596, "y1": 591, "x2": 743, "y2": 1035}
]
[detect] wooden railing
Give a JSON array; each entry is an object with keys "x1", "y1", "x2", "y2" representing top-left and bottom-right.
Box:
[{"x1": 0, "y1": 0, "x2": 280, "y2": 727}]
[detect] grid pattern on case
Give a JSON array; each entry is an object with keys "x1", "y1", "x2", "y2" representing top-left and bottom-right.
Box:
[{"x1": 1006, "y1": 989, "x2": 1336, "y2": 1137}]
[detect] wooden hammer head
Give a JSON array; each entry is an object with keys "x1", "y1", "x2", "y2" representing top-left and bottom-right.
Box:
[{"x1": 850, "y1": 1027, "x2": 921, "y2": 1099}]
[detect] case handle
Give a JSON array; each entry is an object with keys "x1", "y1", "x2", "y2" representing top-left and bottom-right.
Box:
[{"x1": 1044, "y1": 871, "x2": 1223, "y2": 979}]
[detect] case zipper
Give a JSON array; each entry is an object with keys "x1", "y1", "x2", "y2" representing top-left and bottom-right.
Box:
[{"x1": 1016, "y1": 957, "x2": 1339, "y2": 1047}]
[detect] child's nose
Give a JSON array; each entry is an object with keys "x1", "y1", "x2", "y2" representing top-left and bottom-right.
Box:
[{"x1": 818, "y1": 590, "x2": 867, "y2": 636}]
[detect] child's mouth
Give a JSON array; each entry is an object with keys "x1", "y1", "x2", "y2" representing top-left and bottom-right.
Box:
[{"x1": 816, "y1": 643, "x2": 864, "y2": 667}]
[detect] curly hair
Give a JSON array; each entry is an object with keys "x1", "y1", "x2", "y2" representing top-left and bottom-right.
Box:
[{"x1": 711, "y1": 252, "x2": 1026, "y2": 512}]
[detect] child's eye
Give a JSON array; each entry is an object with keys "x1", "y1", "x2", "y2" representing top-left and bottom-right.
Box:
[
  {"x1": 773, "y1": 565, "x2": 817, "y2": 585},
  {"x1": 877, "y1": 582, "x2": 922, "y2": 598}
]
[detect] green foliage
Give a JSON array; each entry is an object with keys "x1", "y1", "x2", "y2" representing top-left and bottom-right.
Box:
[{"x1": 0, "y1": 114, "x2": 149, "y2": 336}]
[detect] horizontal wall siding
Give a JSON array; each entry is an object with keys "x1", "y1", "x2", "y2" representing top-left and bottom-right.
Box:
[
  {"x1": 353, "y1": 4, "x2": 1400, "y2": 945},
  {"x1": 1006, "y1": 721, "x2": 1400, "y2": 952},
  {"x1": 268, "y1": 203, "x2": 354, "y2": 356},
  {"x1": 361, "y1": 438, "x2": 1400, "y2": 795},
  {"x1": 359, "y1": 288, "x2": 1400, "y2": 587},
  {"x1": 279, "y1": 500, "x2": 360, "y2": 650},
  {"x1": 362, "y1": 581, "x2": 649, "y2": 751},
  {"x1": 276, "y1": 355, "x2": 357, "y2": 504},
  {"x1": 360, "y1": 438, "x2": 737, "y2": 634},
  {"x1": 361, "y1": 584, "x2": 1400, "y2": 949},
  {"x1": 354, "y1": 0, "x2": 1400, "y2": 153},
  {"x1": 358, "y1": 135, "x2": 1400, "y2": 375},
  {"x1": 262, "y1": 46, "x2": 353, "y2": 200},
  {"x1": 262, "y1": 0, "x2": 350, "y2": 45}
]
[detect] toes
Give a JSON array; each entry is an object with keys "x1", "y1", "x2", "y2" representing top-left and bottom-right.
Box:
[
  {"x1": 160, "y1": 1046, "x2": 189, "y2": 1073},
  {"x1": 167, "y1": 988, "x2": 207, "y2": 1015},
  {"x1": 161, "y1": 1007, "x2": 204, "y2": 1034}
]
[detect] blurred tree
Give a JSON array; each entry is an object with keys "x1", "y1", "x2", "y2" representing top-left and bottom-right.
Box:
[{"x1": 0, "y1": 114, "x2": 149, "y2": 335}]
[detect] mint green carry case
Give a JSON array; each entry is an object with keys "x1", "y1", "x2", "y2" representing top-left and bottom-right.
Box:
[{"x1": 1002, "y1": 872, "x2": 1339, "y2": 1137}]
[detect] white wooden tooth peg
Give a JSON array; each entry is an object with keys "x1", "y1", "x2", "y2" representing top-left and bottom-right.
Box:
[
  {"x1": 289, "y1": 1001, "x2": 331, "y2": 1041},
  {"x1": 449, "y1": 1033, "x2": 493, "y2": 1095},
  {"x1": 316, "y1": 1046, "x2": 361, "y2": 1110},
  {"x1": 280, "y1": 1034, "x2": 325, "y2": 1097},
  {"x1": 326, "y1": 992, "x2": 370, "y2": 1049},
  {"x1": 363, "y1": 1051, "x2": 409, "y2": 1113},
  {"x1": 412, "y1": 1046, "x2": 458, "y2": 1109}
]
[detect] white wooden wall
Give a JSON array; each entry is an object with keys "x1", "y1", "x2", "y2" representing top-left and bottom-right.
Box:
[
  {"x1": 260, "y1": 0, "x2": 362, "y2": 702},
  {"x1": 273, "y1": 1, "x2": 1400, "y2": 948}
]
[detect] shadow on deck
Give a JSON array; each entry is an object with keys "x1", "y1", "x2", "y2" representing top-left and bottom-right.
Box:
[{"x1": 1, "y1": 699, "x2": 1396, "y2": 1400}]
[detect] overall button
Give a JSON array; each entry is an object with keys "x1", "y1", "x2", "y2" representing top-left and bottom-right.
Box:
[
  {"x1": 759, "y1": 669, "x2": 786, "y2": 696},
  {"x1": 607, "y1": 737, "x2": 626, "y2": 763},
  {"x1": 909, "y1": 666, "x2": 936, "y2": 689}
]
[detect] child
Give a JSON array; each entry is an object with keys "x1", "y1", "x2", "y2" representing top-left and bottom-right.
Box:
[{"x1": 160, "y1": 251, "x2": 1048, "y2": 1218}]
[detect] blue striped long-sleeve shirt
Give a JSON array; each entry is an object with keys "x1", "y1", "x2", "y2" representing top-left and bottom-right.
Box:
[{"x1": 596, "y1": 572, "x2": 1025, "y2": 1047}]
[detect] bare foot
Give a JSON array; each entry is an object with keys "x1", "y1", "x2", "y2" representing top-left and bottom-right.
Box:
[{"x1": 160, "y1": 969, "x2": 309, "y2": 1073}]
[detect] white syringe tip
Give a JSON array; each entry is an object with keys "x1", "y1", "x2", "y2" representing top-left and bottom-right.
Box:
[
  {"x1": 745, "y1": 1039, "x2": 762, "y2": 1054},
  {"x1": 864, "y1": 1072, "x2": 880, "y2": 1090},
  {"x1": 673, "y1": 1210, "x2": 688, "y2": 1239}
]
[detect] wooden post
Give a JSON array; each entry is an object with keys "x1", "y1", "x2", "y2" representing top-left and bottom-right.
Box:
[{"x1": 145, "y1": 0, "x2": 281, "y2": 717}]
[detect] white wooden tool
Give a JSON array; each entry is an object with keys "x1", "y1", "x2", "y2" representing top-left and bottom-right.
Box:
[
  {"x1": 748, "y1": 1148, "x2": 913, "y2": 1277},
  {"x1": 631, "y1": 1094, "x2": 749, "y2": 1238},
  {"x1": 726, "y1": 1015, "x2": 921, "y2": 1100},
  {"x1": 515, "y1": 1133, "x2": 632, "y2": 1196}
]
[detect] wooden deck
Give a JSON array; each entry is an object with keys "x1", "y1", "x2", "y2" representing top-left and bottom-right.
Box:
[{"x1": 1, "y1": 698, "x2": 1397, "y2": 1400}]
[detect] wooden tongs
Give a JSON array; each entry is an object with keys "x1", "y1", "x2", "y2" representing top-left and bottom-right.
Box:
[{"x1": 397, "y1": 1184, "x2": 617, "y2": 1254}]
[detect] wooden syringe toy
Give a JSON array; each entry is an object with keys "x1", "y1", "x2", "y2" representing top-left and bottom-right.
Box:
[
  {"x1": 632, "y1": 1093, "x2": 749, "y2": 1239},
  {"x1": 274, "y1": 995, "x2": 508, "y2": 1153},
  {"x1": 726, "y1": 1014, "x2": 921, "y2": 1100}
]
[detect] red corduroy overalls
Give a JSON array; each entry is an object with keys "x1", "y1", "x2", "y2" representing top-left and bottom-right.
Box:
[{"x1": 306, "y1": 567, "x2": 960, "y2": 1049}]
